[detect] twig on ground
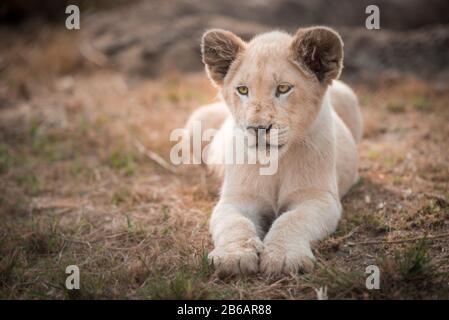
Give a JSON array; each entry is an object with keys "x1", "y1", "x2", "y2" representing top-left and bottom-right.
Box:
[
  {"x1": 133, "y1": 139, "x2": 179, "y2": 174},
  {"x1": 324, "y1": 227, "x2": 359, "y2": 248},
  {"x1": 333, "y1": 228, "x2": 358, "y2": 242},
  {"x1": 59, "y1": 234, "x2": 92, "y2": 248},
  {"x1": 346, "y1": 232, "x2": 449, "y2": 246}
]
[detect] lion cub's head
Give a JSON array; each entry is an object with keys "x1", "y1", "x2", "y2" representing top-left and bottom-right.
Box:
[{"x1": 201, "y1": 27, "x2": 343, "y2": 153}]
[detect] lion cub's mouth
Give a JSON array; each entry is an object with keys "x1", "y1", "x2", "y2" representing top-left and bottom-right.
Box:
[{"x1": 251, "y1": 142, "x2": 285, "y2": 150}]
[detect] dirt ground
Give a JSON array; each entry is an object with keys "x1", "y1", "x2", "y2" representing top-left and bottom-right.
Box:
[{"x1": 0, "y1": 24, "x2": 448, "y2": 299}]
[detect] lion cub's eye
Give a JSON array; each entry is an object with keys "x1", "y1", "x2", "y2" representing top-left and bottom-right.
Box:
[
  {"x1": 236, "y1": 86, "x2": 249, "y2": 96},
  {"x1": 276, "y1": 83, "x2": 292, "y2": 96}
]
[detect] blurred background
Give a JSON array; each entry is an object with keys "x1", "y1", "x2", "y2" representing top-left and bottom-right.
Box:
[
  {"x1": 0, "y1": 0, "x2": 448, "y2": 299},
  {"x1": 1, "y1": 0, "x2": 449, "y2": 80}
]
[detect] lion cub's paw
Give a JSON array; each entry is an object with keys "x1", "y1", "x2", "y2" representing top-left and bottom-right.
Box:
[
  {"x1": 260, "y1": 243, "x2": 315, "y2": 276},
  {"x1": 208, "y1": 237, "x2": 264, "y2": 277}
]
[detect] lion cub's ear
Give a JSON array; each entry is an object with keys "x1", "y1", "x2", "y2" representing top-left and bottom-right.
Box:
[
  {"x1": 201, "y1": 29, "x2": 246, "y2": 86},
  {"x1": 290, "y1": 26, "x2": 343, "y2": 85}
]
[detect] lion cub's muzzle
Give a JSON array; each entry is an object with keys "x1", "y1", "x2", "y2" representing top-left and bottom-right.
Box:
[{"x1": 246, "y1": 124, "x2": 286, "y2": 149}]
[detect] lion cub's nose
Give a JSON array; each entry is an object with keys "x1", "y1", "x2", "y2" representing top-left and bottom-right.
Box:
[{"x1": 246, "y1": 124, "x2": 273, "y2": 135}]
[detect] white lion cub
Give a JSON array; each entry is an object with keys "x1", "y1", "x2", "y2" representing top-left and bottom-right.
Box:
[{"x1": 185, "y1": 26, "x2": 363, "y2": 276}]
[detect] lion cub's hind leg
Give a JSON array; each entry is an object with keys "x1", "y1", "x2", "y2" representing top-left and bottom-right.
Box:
[{"x1": 330, "y1": 80, "x2": 363, "y2": 144}]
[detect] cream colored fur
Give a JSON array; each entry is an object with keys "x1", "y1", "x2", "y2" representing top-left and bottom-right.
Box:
[{"x1": 185, "y1": 27, "x2": 363, "y2": 276}]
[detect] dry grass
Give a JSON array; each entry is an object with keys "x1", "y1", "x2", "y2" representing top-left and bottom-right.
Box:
[{"x1": 1, "y1": 28, "x2": 448, "y2": 299}]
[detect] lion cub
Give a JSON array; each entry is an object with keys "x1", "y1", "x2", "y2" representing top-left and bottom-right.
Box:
[{"x1": 185, "y1": 26, "x2": 363, "y2": 276}]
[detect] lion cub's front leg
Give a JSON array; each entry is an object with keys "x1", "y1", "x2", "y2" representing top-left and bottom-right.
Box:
[
  {"x1": 260, "y1": 192, "x2": 341, "y2": 275},
  {"x1": 208, "y1": 201, "x2": 264, "y2": 277}
]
